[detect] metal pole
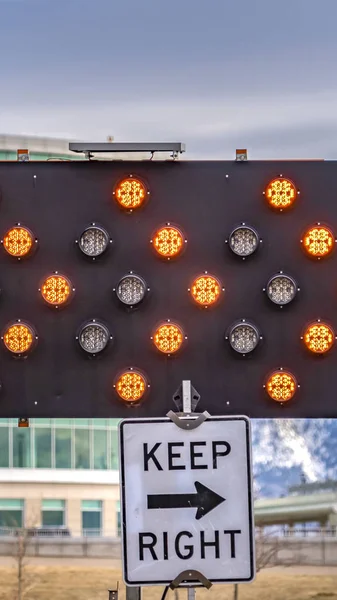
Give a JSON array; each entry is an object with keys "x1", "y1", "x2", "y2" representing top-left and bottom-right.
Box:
[
  {"x1": 126, "y1": 587, "x2": 141, "y2": 600},
  {"x1": 187, "y1": 588, "x2": 196, "y2": 600}
]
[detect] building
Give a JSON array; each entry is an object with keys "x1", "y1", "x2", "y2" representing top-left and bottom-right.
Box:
[
  {"x1": 0, "y1": 134, "x2": 83, "y2": 161},
  {"x1": 0, "y1": 419, "x2": 121, "y2": 538}
]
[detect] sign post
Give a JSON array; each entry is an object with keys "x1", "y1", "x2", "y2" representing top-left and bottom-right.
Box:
[{"x1": 119, "y1": 398, "x2": 255, "y2": 591}]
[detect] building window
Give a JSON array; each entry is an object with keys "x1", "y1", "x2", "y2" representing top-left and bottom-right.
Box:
[
  {"x1": 55, "y1": 429, "x2": 72, "y2": 469},
  {"x1": 13, "y1": 428, "x2": 31, "y2": 468},
  {"x1": 116, "y1": 501, "x2": 121, "y2": 537},
  {"x1": 81, "y1": 500, "x2": 102, "y2": 536},
  {"x1": 93, "y1": 429, "x2": 107, "y2": 469},
  {"x1": 41, "y1": 500, "x2": 65, "y2": 527},
  {"x1": 75, "y1": 429, "x2": 90, "y2": 469},
  {"x1": 0, "y1": 499, "x2": 24, "y2": 529},
  {"x1": 110, "y1": 429, "x2": 118, "y2": 470},
  {"x1": 35, "y1": 428, "x2": 52, "y2": 468},
  {"x1": 0, "y1": 427, "x2": 9, "y2": 467}
]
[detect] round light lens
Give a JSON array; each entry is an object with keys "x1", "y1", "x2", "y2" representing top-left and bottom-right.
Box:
[
  {"x1": 266, "y1": 370, "x2": 297, "y2": 402},
  {"x1": 114, "y1": 177, "x2": 147, "y2": 210},
  {"x1": 229, "y1": 226, "x2": 259, "y2": 257},
  {"x1": 303, "y1": 322, "x2": 334, "y2": 354},
  {"x1": 3, "y1": 322, "x2": 36, "y2": 354},
  {"x1": 3, "y1": 226, "x2": 34, "y2": 257},
  {"x1": 115, "y1": 370, "x2": 147, "y2": 402},
  {"x1": 116, "y1": 274, "x2": 147, "y2": 306},
  {"x1": 78, "y1": 322, "x2": 110, "y2": 354},
  {"x1": 41, "y1": 274, "x2": 73, "y2": 306},
  {"x1": 190, "y1": 275, "x2": 222, "y2": 307},
  {"x1": 302, "y1": 225, "x2": 335, "y2": 258},
  {"x1": 228, "y1": 322, "x2": 260, "y2": 354},
  {"x1": 152, "y1": 225, "x2": 184, "y2": 259},
  {"x1": 79, "y1": 226, "x2": 109, "y2": 257},
  {"x1": 266, "y1": 274, "x2": 297, "y2": 305},
  {"x1": 153, "y1": 322, "x2": 184, "y2": 354},
  {"x1": 265, "y1": 177, "x2": 297, "y2": 210}
]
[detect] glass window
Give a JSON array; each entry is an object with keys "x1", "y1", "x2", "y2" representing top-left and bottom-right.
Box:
[
  {"x1": 81, "y1": 500, "x2": 102, "y2": 536},
  {"x1": 53, "y1": 419, "x2": 73, "y2": 427},
  {"x1": 93, "y1": 430, "x2": 107, "y2": 469},
  {"x1": 13, "y1": 428, "x2": 31, "y2": 468},
  {"x1": 0, "y1": 499, "x2": 23, "y2": 528},
  {"x1": 33, "y1": 419, "x2": 51, "y2": 426},
  {"x1": 75, "y1": 429, "x2": 90, "y2": 469},
  {"x1": 35, "y1": 428, "x2": 52, "y2": 468},
  {"x1": 0, "y1": 419, "x2": 9, "y2": 425},
  {"x1": 55, "y1": 429, "x2": 72, "y2": 469},
  {"x1": 110, "y1": 430, "x2": 118, "y2": 470},
  {"x1": 73, "y1": 419, "x2": 90, "y2": 427},
  {"x1": 0, "y1": 427, "x2": 9, "y2": 467},
  {"x1": 116, "y1": 501, "x2": 121, "y2": 537},
  {"x1": 92, "y1": 419, "x2": 108, "y2": 427},
  {"x1": 42, "y1": 500, "x2": 65, "y2": 527}
]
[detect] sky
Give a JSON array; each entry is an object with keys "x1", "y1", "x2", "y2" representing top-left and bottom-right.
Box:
[{"x1": 0, "y1": 0, "x2": 337, "y2": 158}]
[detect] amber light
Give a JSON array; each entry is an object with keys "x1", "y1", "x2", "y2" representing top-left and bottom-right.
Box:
[
  {"x1": 3, "y1": 226, "x2": 34, "y2": 258},
  {"x1": 3, "y1": 322, "x2": 36, "y2": 355},
  {"x1": 302, "y1": 225, "x2": 335, "y2": 258},
  {"x1": 190, "y1": 274, "x2": 222, "y2": 307},
  {"x1": 152, "y1": 322, "x2": 185, "y2": 354},
  {"x1": 114, "y1": 370, "x2": 147, "y2": 403},
  {"x1": 303, "y1": 322, "x2": 335, "y2": 354},
  {"x1": 40, "y1": 274, "x2": 73, "y2": 306},
  {"x1": 265, "y1": 177, "x2": 297, "y2": 210},
  {"x1": 152, "y1": 225, "x2": 185, "y2": 259},
  {"x1": 265, "y1": 371, "x2": 297, "y2": 403},
  {"x1": 114, "y1": 176, "x2": 147, "y2": 210}
]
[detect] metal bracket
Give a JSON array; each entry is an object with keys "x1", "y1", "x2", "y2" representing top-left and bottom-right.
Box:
[
  {"x1": 169, "y1": 569, "x2": 212, "y2": 589},
  {"x1": 108, "y1": 583, "x2": 119, "y2": 600},
  {"x1": 166, "y1": 410, "x2": 210, "y2": 430}
]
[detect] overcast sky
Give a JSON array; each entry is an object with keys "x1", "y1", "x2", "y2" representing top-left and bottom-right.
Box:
[{"x1": 0, "y1": 0, "x2": 337, "y2": 158}]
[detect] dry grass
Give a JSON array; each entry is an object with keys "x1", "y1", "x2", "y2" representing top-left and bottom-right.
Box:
[{"x1": 0, "y1": 566, "x2": 335, "y2": 600}]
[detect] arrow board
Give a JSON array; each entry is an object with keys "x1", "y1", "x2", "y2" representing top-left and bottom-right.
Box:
[{"x1": 119, "y1": 416, "x2": 255, "y2": 586}]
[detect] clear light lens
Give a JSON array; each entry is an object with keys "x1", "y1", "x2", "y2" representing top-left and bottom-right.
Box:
[
  {"x1": 229, "y1": 226, "x2": 258, "y2": 257},
  {"x1": 267, "y1": 275, "x2": 297, "y2": 305},
  {"x1": 79, "y1": 322, "x2": 110, "y2": 354},
  {"x1": 116, "y1": 275, "x2": 146, "y2": 306},
  {"x1": 3, "y1": 226, "x2": 34, "y2": 257},
  {"x1": 304, "y1": 322, "x2": 334, "y2": 354},
  {"x1": 303, "y1": 226, "x2": 334, "y2": 258},
  {"x1": 265, "y1": 178, "x2": 297, "y2": 210},
  {"x1": 229, "y1": 322, "x2": 259, "y2": 354},
  {"x1": 153, "y1": 323, "x2": 184, "y2": 354},
  {"x1": 79, "y1": 227, "x2": 109, "y2": 257},
  {"x1": 3, "y1": 322, "x2": 35, "y2": 354},
  {"x1": 191, "y1": 275, "x2": 222, "y2": 307},
  {"x1": 266, "y1": 371, "x2": 297, "y2": 402},
  {"x1": 41, "y1": 275, "x2": 73, "y2": 306},
  {"x1": 115, "y1": 370, "x2": 147, "y2": 402},
  {"x1": 153, "y1": 226, "x2": 184, "y2": 258},
  {"x1": 114, "y1": 177, "x2": 147, "y2": 210}
]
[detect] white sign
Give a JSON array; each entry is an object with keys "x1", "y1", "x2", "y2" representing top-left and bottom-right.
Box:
[{"x1": 119, "y1": 416, "x2": 255, "y2": 586}]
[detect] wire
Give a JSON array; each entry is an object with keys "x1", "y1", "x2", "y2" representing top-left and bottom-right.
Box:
[{"x1": 160, "y1": 585, "x2": 169, "y2": 600}]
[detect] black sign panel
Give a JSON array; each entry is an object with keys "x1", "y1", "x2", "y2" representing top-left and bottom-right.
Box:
[{"x1": 0, "y1": 160, "x2": 336, "y2": 418}]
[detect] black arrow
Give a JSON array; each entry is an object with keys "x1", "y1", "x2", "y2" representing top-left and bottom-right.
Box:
[{"x1": 147, "y1": 482, "x2": 225, "y2": 520}]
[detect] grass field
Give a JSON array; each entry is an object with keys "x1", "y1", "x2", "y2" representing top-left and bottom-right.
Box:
[{"x1": 0, "y1": 566, "x2": 336, "y2": 600}]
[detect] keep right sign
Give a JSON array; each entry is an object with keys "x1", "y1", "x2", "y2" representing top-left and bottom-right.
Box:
[{"x1": 119, "y1": 416, "x2": 255, "y2": 586}]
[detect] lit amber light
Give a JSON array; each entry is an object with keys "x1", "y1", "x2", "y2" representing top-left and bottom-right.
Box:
[
  {"x1": 153, "y1": 226, "x2": 184, "y2": 259},
  {"x1": 265, "y1": 178, "x2": 297, "y2": 210},
  {"x1": 3, "y1": 323, "x2": 35, "y2": 354},
  {"x1": 303, "y1": 322, "x2": 335, "y2": 354},
  {"x1": 266, "y1": 371, "x2": 297, "y2": 403},
  {"x1": 41, "y1": 274, "x2": 72, "y2": 306},
  {"x1": 114, "y1": 177, "x2": 147, "y2": 210},
  {"x1": 115, "y1": 370, "x2": 147, "y2": 402},
  {"x1": 190, "y1": 275, "x2": 222, "y2": 307},
  {"x1": 303, "y1": 225, "x2": 335, "y2": 258},
  {"x1": 153, "y1": 323, "x2": 184, "y2": 354},
  {"x1": 3, "y1": 226, "x2": 34, "y2": 257}
]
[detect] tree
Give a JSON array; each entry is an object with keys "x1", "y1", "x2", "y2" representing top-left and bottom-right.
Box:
[{"x1": 11, "y1": 512, "x2": 40, "y2": 600}]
